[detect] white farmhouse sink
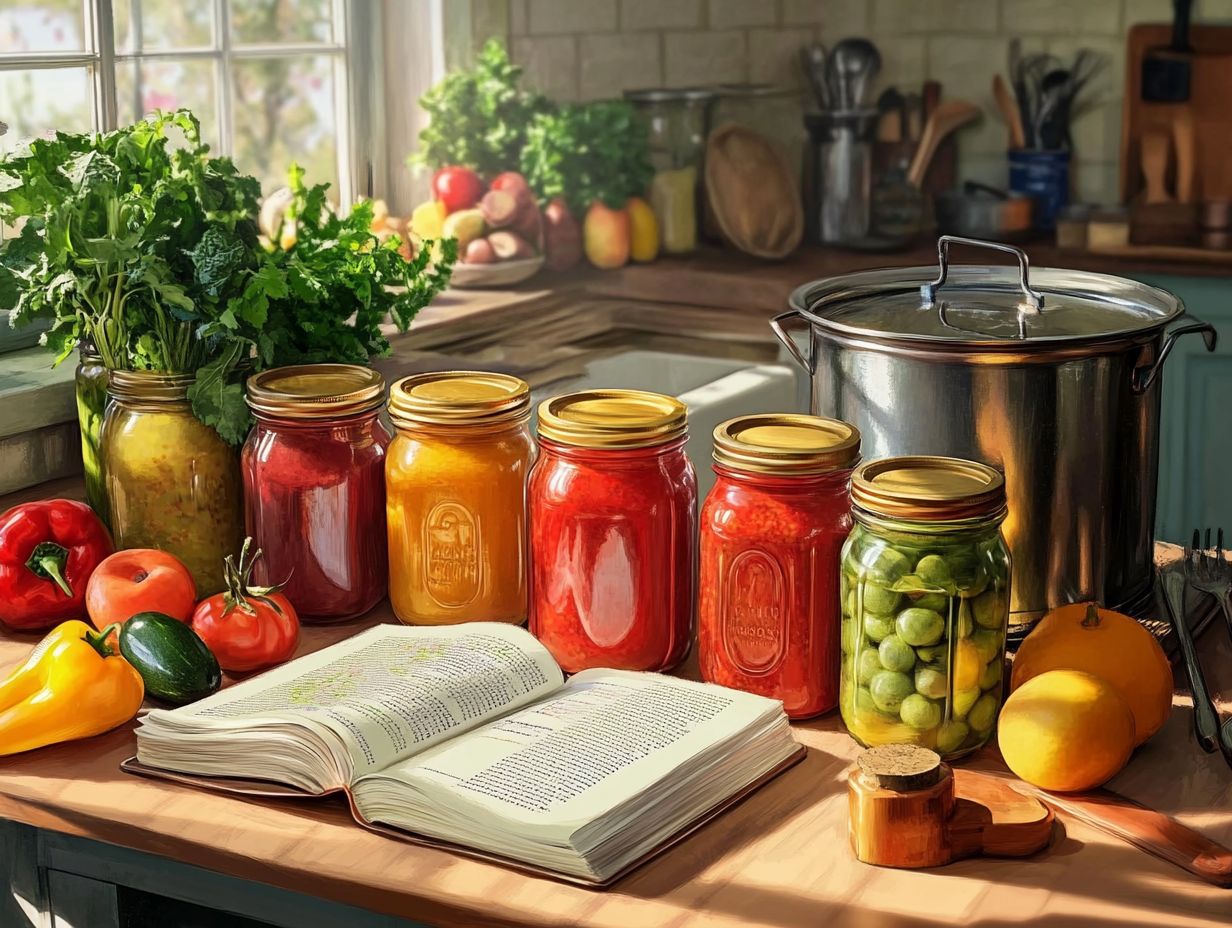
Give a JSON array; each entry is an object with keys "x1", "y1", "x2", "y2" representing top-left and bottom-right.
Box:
[{"x1": 532, "y1": 349, "x2": 800, "y2": 497}]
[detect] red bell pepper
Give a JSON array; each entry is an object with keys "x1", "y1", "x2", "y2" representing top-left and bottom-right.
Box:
[{"x1": 0, "y1": 500, "x2": 114, "y2": 631}]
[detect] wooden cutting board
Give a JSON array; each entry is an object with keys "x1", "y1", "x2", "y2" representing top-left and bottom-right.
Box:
[{"x1": 1121, "y1": 25, "x2": 1232, "y2": 203}]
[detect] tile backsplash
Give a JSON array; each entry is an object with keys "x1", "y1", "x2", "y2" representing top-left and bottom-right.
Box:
[{"x1": 455, "y1": 0, "x2": 1232, "y2": 207}]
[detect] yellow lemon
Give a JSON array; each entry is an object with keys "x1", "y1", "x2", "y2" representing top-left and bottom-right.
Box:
[
  {"x1": 998, "y1": 669, "x2": 1135, "y2": 792},
  {"x1": 627, "y1": 196, "x2": 660, "y2": 262}
]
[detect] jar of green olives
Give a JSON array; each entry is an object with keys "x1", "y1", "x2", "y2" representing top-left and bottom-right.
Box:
[{"x1": 839, "y1": 456, "x2": 1010, "y2": 759}]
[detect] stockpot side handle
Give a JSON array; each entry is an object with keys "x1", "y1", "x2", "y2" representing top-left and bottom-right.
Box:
[
  {"x1": 920, "y1": 235, "x2": 1045, "y2": 314},
  {"x1": 770, "y1": 310, "x2": 814, "y2": 373},
  {"x1": 1133, "y1": 318, "x2": 1218, "y2": 394}
]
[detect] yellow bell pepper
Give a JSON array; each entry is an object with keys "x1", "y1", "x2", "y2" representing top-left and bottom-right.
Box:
[{"x1": 0, "y1": 620, "x2": 144, "y2": 756}]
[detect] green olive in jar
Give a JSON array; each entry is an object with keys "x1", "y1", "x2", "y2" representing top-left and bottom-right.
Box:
[
  {"x1": 861, "y1": 581, "x2": 901, "y2": 616},
  {"x1": 914, "y1": 665, "x2": 948, "y2": 699},
  {"x1": 913, "y1": 554, "x2": 953, "y2": 589},
  {"x1": 973, "y1": 588, "x2": 1006, "y2": 629},
  {"x1": 936, "y1": 719, "x2": 970, "y2": 754},
  {"x1": 870, "y1": 671, "x2": 914, "y2": 713},
  {"x1": 854, "y1": 543, "x2": 912, "y2": 585},
  {"x1": 900, "y1": 693, "x2": 942, "y2": 730},
  {"x1": 856, "y1": 647, "x2": 882, "y2": 685},
  {"x1": 910, "y1": 591, "x2": 950, "y2": 613},
  {"x1": 863, "y1": 613, "x2": 896, "y2": 643},
  {"x1": 878, "y1": 635, "x2": 916, "y2": 673},
  {"x1": 896, "y1": 607, "x2": 945, "y2": 647}
]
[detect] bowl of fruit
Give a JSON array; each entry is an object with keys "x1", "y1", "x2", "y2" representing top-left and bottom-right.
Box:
[{"x1": 412, "y1": 167, "x2": 545, "y2": 288}]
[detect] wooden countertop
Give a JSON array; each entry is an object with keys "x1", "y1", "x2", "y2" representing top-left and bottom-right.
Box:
[{"x1": 1, "y1": 478, "x2": 1231, "y2": 927}]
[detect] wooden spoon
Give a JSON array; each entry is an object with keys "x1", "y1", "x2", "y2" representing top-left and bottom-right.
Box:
[
  {"x1": 992, "y1": 74, "x2": 1026, "y2": 149},
  {"x1": 1172, "y1": 106, "x2": 1196, "y2": 203},
  {"x1": 1141, "y1": 131, "x2": 1173, "y2": 204},
  {"x1": 907, "y1": 100, "x2": 981, "y2": 187}
]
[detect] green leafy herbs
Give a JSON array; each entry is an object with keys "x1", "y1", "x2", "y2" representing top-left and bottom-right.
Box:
[
  {"x1": 189, "y1": 164, "x2": 456, "y2": 444},
  {"x1": 0, "y1": 110, "x2": 456, "y2": 445},
  {"x1": 412, "y1": 39, "x2": 551, "y2": 178},
  {"x1": 519, "y1": 102, "x2": 654, "y2": 216}
]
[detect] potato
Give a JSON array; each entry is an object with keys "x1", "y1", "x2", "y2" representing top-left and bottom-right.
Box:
[
  {"x1": 488, "y1": 231, "x2": 535, "y2": 261},
  {"x1": 463, "y1": 238, "x2": 497, "y2": 264},
  {"x1": 543, "y1": 197, "x2": 582, "y2": 271},
  {"x1": 479, "y1": 189, "x2": 519, "y2": 229}
]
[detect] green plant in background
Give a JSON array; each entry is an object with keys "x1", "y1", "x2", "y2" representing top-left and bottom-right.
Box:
[
  {"x1": 519, "y1": 102, "x2": 654, "y2": 216},
  {"x1": 0, "y1": 109, "x2": 456, "y2": 446},
  {"x1": 412, "y1": 39, "x2": 553, "y2": 178}
]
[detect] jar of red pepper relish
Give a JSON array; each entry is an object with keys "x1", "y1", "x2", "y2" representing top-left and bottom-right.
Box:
[
  {"x1": 698, "y1": 414, "x2": 861, "y2": 718},
  {"x1": 242, "y1": 364, "x2": 391, "y2": 623},
  {"x1": 529, "y1": 390, "x2": 697, "y2": 673}
]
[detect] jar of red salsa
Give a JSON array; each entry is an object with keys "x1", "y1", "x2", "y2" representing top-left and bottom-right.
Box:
[
  {"x1": 529, "y1": 390, "x2": 697, "y2": 673},
  {"x1": 242, "y1": 364, "x2": 391, "y2": 622},
  {"x1": 698, "y1": 414, "x2": 860, "y2": 718}
]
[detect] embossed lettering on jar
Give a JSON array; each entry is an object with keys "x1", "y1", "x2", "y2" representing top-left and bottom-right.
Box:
[
  {"x1": 699, "y1": 415, "x2": 860, "y2": 718},
  {"x1": 386, "y1": 372, "x2": 534, "y2": 625},
  {"x1": 242, "y1": 364, "x2": 391, "y2": 623},
  {"x1": 529, "y1": 390, "x2": 697, "y2": 673}
]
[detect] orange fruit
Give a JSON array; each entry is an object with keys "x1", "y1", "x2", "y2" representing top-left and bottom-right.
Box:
[
  {"x1": 1010, "y1": 602, "x2": 1172, "y2": 745},
  {"x1": 998, "y1": 669, "x2": 1135, "y2": 792}
]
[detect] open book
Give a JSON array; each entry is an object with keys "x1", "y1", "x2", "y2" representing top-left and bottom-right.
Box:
[{"x1": 128, "y1": 623, "x2": 803, "y2": 885}]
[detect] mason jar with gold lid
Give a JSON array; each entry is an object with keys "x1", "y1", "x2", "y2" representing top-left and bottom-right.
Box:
[
  {"x1": 529, "y1": 389, "x2": 697, "y2": 673},
  {"x1": 102, "y1": 370, "x2": 244, "y2": 596},
  {"x1": 699, "y1": 414, "x2": 860, "y2": 719},
  {"x1": 839, "y1": 456, "x2": 1011, "y2": 759},
  {"x1": 243, "y1": 364, "x2": 391, "y2": 622},
  {"x1": 385, "y1": 371, "x2": 533, "y2": 625}
]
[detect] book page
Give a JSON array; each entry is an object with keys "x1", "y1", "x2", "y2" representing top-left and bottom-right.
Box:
[
  {"x1": 359, "y1": 669, "x2": 788, "y2": 832},
  {"x1": 147, "y1": 623, "x2": 563, "y2": 779}
]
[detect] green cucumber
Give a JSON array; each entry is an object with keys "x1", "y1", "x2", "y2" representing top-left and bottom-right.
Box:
[{"x1": 120, "y1": 611, "x2": 222, "y2": 706}]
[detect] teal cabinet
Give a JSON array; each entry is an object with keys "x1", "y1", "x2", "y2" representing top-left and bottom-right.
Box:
[{"x1": 1135, "y1": 274, "x2": 1232, "y2": 545}]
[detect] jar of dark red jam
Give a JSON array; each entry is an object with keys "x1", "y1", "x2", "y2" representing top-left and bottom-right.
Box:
[
  {"x1": 242, "y1": 364, "x2": 391, "y2": 622},
  {"x1": 529, "y1": 390, "x2": 697, "y2": 673},
  {"x1": 698, "y1": 414, "x2": 861, "y2": 718}
]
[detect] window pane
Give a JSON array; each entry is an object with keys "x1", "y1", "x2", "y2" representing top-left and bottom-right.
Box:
[
  {"x1": 0, "y1": 67, "x2": 92, "y2": 154},
  {"x1": 113, "y1": 0, "x2": 215, "y2": 53},
  {"x1": 116, "y1": 58, "x2": 219, "y2": 145},
  {"x1": 231, "y1": 55, "x2": 339, "y2": 195},
  {"x1": 0, "y1": 0, "x2": 85, "y2": 53},
  {"x1": 229, "y1": 0, "x2": 335, "y2": 45}
]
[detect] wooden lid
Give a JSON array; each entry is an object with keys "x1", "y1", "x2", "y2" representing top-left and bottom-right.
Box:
[{"x1": 855, "y1": 745, "x2": 943, "y2": 792}]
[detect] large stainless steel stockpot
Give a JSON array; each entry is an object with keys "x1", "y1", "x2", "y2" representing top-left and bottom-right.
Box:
[{"x1": 772, "y1": 236, "x2": 1218, "y2": 634}]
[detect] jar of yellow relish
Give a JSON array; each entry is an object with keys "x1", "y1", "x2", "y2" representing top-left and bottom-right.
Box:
[
  {"x1": 102, "y1": 370, "x2": 244, "y2": 596},
  {"x1": 386, "y1": 371, "x2": 534, "y2": 625}
]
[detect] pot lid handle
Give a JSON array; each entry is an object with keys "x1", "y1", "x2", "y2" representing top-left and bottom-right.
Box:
[{"x1": 920, "y1": 236, "x2": 1045, "y2": 313}]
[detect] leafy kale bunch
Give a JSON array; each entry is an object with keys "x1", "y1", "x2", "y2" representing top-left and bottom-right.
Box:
[
  {"x1": 412, "y1": 39, "x2": 553, "y2": 178},
  {"x1": 0, "y1": 109, "x2": 260, "y2": 374},
  {"x1": 519, "y1": 101, "x2": 654, "y2": 216},
  {"x1": 191, "y1": 163, "x2": 457, "y2": 443}
]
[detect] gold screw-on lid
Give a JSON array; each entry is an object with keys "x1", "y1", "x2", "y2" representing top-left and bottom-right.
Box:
[
  {"x1": 851, "y1": 455, "x2": 1007, "y2": 523},
  {"x1": 388, "y1": 371, "x2": 530, "y2": 429},
  {"x1": 108, "y1": 370, "x2": 195, "y2": 404},
  {"x1": 712, "y1": 414, "x2": 860, "y2": 475},
  {"x1": 246, "y1": 364, "x2": 385, "y2": 419},
  {"x1": 537, "y1": 389, "x2": 687, "y2": 449}
]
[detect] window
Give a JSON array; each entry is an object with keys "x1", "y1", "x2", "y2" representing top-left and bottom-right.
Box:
[{"x1": 0, "y1": 0, "x2": 377, "y2": 202}]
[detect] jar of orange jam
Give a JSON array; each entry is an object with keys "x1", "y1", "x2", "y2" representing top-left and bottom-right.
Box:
[{"x1": 385, "y1": 371, "x2": 534, "y2": 625}]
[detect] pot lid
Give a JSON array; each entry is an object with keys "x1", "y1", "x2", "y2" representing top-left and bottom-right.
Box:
[{"x1": 789, "y1": 236, "x2": 1183, "y2": 347}]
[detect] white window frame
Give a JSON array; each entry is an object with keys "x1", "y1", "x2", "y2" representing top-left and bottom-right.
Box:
[{"x1": 0, "y1": 0, "x2": 384, "y2": 205}]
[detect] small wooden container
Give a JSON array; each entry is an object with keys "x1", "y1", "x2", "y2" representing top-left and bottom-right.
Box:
[{"x1": 847, "y1": 745, "x2": 1054, "y2": 869}]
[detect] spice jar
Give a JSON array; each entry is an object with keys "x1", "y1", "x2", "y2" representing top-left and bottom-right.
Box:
[
  {"x1": 698, "y1": 415, "x2": 860, "y2": 719},
  {"x1": 529, "y1": 389, "x2": 697, "y2": 672},
  {"x1": 242, "y1": 364, "x2": 391, "y2": 623},
  {"x1": 102, "y1": 371, "x2": 244, "y2": 596},
  {"x1": 386, "y1": 371, "x2": 533, "y2": 626},
  {"x1": 839, "y1": 457, "x2": 1011, "y2": 759},
  {"x1": 625, "y1": 88, "x2": 714, "y2": 254}
]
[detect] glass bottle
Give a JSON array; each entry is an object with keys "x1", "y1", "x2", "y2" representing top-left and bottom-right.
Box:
[
  {"x1": 625, "y1": 88, "x2": 714, "y2": 254},
  {"x1": 242, "y1": 364, "x2": 391, "y2": 623},
  {"x1": 839, "y1": 456, "x2": 1011, "y2": 760},
  {"x1": 386, "y1": 371, "x2": 534, "y2": 626},
  {"x1": 529, "y1": 389, "x2": 697, "y2": 673},
  {"x1": 102, "y1": 371, "x2": 244, "y2": 596},
  {"x1": 698, "y1": 414, "x2": 860, "y2": 719},
  {"x1": 74, "y1": 342, "x2": 110, "y2": 527}
]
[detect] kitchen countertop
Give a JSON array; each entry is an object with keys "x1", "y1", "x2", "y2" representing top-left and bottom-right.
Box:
[{"x1": 1, "y1": 478, "x2": 1231, "y2": 928}]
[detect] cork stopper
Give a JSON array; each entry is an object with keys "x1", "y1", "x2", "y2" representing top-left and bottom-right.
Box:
[{"x1": 856, "y1": 744, "x2": 943, "y2": 792}]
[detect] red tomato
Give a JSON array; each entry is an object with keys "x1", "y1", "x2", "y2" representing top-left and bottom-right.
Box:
[
  {"x1": 87, "y1": 549, "x2": 197, "y2": 629},
  {"x1": 189, "y1": 538, "x2": 299, "y2": 673},
  {"x1": 432, "y1": 166, "x2": 483, "y2": 214}
]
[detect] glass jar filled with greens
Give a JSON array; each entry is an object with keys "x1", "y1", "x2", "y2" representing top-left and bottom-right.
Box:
[
  {"x1": 102, "y1": 371, "x2": 243, "y2": 595},
  {"x1": 74, "y1": 342, "x2": 110, "y2": 527},
  {"x1": 839, "y1": 456, "x2": 1010, "y2": 759}
]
